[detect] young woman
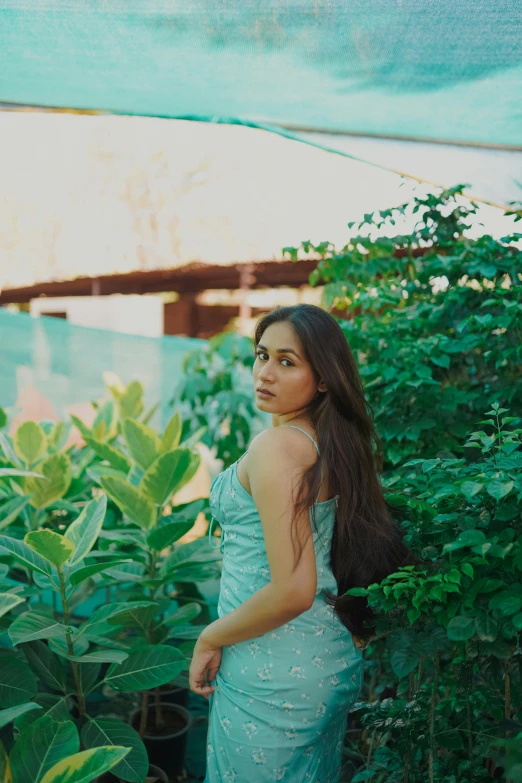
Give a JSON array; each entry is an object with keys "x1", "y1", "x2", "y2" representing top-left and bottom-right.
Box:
[{"x1": 189, "y1": 304, "x2": 408, "y2": 782}]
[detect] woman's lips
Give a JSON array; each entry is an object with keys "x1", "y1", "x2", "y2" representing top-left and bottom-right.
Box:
[{"x1": 256, "y1": 389, "x2": 275, "y2": 397}]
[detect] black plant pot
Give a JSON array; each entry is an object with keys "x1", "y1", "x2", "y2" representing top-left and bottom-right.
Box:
[
  {"x1": 95, "y1": 763, "x2": 168, "y2": 782},
  {"x1": 147, "y1": 682, "x2": 189, "y2": 709},
  {"x1": 129, "y1": 702, "x2": 192, "y2": 781}
]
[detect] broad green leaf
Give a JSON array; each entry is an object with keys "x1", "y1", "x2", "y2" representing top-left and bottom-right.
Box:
[
  {"x1": 447, "y1": 616, "x2": 475, "y2": 641},
  {"x1": 64, "y1": 651, "x2": 128, "y2": 665},
  {"x1": 77, "y1": 602, "x2": 157, "y2": 638},
  {"x1": 65, "y1": 496, "x2": 107, "y2": 565},
  {"x1": 486, "y1": 479, "x2": 514, "y2": 500},
  {"x1": 512, "y1": 612, "x2": 522, "y2": 631},
  {"x1": 0, "y1": 408, "x2": 6, "y2": 429},
  {"x1": 22, "y1": 641, "x2": 67, "y2": 692},
  {"x1": 122, "y1": 419, "x2": 160, "y2": 470},
  {"x1": 475, "y1": 614, "x2": 498, "y2": 642},
  {"x1": 48, "y1": 635, "x2": 90, "y2": 660},
  {"x1": 167, "y1": 623, "x2": 207, "y2": 640},
  {"x1": 24, "y1": 453, "x2": 72, "y2": 510},
  {"x1": 0, "y1": 495, "x2": 31, "y2": 532},
  {"x1": 0, "y1": 432, "x2": 20, "y2": 465},
  {"x1": 0, "y1": 593, "x2": 24, "y2": 618},
  {"x1": 14, "y1": 694, "x2": 71, "y2": 734},
  {"x1": 442, "y1": 529, "x2": 486, "y2": 553},
  {"x1": 0, "y1": 536, "x2": 53, "y2": 577},
  {"x1": 162, "y1": 602, "x2": 202, "y2": 626},
  {"x1": 99, "y1": 476, "x2": 155, "y2": 530},
  {"x1": 118, "y1": 381, "x2": 144, "y2": 420},
  {"x1": 10, "y1": 715, "x2": 79, "y2": 783},
  {"x1": 13, "y1": 421, "x2": 47, "y2": 465},
  {"x1": 25, "y1": 531, "x2": 75, "y2": 567},
  {"x1": 104, "y1": 644, "x2": 185, "y2": 692},
  {"x1": 140, "y1": 448, "x2": 192, "y2": 505},
  {"x1": 86, "y1": 463, "x2": 126, "y2": 485},
  {"x1": 81, "y1": 718, "x2": 147, "y2": 783},
  {"x1": 8, "y1": 611, "x2": 67, "y2": 646},
  {"x1": 106, "y1": 602, "x2": 159, "y2": 632},
  {"x1": 146, "y1": 519, "x2": 194, "y2": 551},
  {"x1": 0, "y1": 702, "x2": 42, "y2": 730},
  {"x1": 0, "y1": 656, "x2": 37, "y2": 707},
  {"x1": 83, "y1": 438, "x2": 131, "y2": 474},
  {"x1": 459, "y1": 481, "x2": 483, "y2": 501},
  {"x1": 69, "y1": 415, "x2": 92, "y2": 440},
  {"x1": 91, "y1": 400, "x2": 118, "y2": 442},
  {"x1": 489, "y1": 593, "x2": 522, "y2": 616},
  {"x1": 0, "y1": 468, "x2": 45, "y2": 479},
  {"x1": 40, "y1": 746, "x2": 130, "y2": 783},
  {"x1": 99, "y1": 561, "x2": 145, "y2": 583},
  {"x1": 159, "y1": 411, "x2": 182, "y2": 454},
  {"x1": 390, "y1": 647, "x2": 419, "y2": 679},
  {"x1": 69, "y1": 560, "x2": 130, "y2": 587}
]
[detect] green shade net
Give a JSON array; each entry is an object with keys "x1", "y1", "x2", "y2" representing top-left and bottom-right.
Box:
[
  {"x1": 0, "y1": 309, "x2": 204, "y2": 427},
  {"x1": 1, "y1": 0, "x2": 521, "y2": 147}
]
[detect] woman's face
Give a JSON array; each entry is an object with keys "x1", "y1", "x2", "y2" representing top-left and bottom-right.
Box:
[{"x1": 253, "y1": 321, "x2": 325, "y2": 414}]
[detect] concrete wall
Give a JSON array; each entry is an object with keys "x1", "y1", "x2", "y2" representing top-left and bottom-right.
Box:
[{"x1": 30, "y1": 295, "x2": 164, "y2": 338}]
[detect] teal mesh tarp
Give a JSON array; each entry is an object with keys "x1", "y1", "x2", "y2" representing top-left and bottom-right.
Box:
[
  {"x1": 1, "y1": 1, "x2": 521, "y2": 147},
  {"x1": 0, "y1": 309, "x2": 204, "y2": 427}
]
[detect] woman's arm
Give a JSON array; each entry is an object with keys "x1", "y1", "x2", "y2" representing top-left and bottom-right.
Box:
[{"x1": 200, "y1": 428, "x2": 317, "y2": 649}]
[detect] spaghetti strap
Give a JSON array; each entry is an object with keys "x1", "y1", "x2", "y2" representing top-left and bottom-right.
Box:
[{"x1": 280, "y1": 424, "x2": 320, "y2": 455}]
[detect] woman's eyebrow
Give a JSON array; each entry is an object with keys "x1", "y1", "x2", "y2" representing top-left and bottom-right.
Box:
[{"x1": 257, "y1": 343, "x2": 301, "y2": 359}]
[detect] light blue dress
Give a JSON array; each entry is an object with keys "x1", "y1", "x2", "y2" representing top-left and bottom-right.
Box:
[{"x1": 205, "y1": 426, "x2": 364, "y2": 783}]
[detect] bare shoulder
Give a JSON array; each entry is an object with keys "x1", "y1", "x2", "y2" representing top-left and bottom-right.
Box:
[{"x1": 248, "y1": 426, "x2": 317, "y2": 467}]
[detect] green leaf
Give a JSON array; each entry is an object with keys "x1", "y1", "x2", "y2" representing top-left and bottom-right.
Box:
[
  {"x1": 489, "y1": 594, "x2": 522, "y2": 616},
  {"x1": 0, "y1": 468, "x2": 45, "y2": 478},
  {"x1": 0, "y1": 592, "x2": 24, "y2": 618},
  {"x1": 486, "y1": 480, "x2": 514, "y2": 500},
  {"x1": 146, "y1": 519, "x2": 194, "y2": 551},
  {"x1": 390, "y1": 647, "x2": 419, "y2": 678},
  {"x1": 475, "y1": 614, "x2": 498, "y2": 642},
  {"x1": 106, "y1": 602, "x2": 159, "y2": 632},
  {"x1": 22, "y1": 640, "x2": 68, "y2": 692},
  {"x1": 14, "y1": 694, "x2": 71, "y2": 734},
  {"x1": 118, "y1": 381, "x2": 144, "y2": 420},
  {"x1": 140, "y1": 448, "x2": 193, "y2": 505},
  {"x1": 0, "y1": 495, "x2": 31, "y2": 532},
  {"x1": 162, "y1": 602, "x2": 202, "y2": 626},
  {"x1": 69, "y1": 559, "x2": 131, "y2": 587},
  {"x1": 81, "y1": 718, "x2": 147, "y2": 783},
  {"x1": 512, "y1": 613, "x2": 522, "y2": 631},
  {"x1": 442, "y1": 529, "x2": 486, "y2": 553},
  {"x1": 0, "y1": 536, "x2": 53, "y2": 577},
  {"x1": 24, "y1": 453, "x2": 72, "y2": 509},
  {"x1": 83, "y1": 438, "x2": 132, "y2": 474},
  {"x1": 0, "y1": 701, "x2": 42, "y2": 730},
  {"x1": 13, "y1": 421, "x2": 47, "y2": 465},
  {"x1": 65, "y1": 496, "x2": 107, "y2": 565},
  {"x1": 460, "y1": 481, "x2": 483, "y2": 501},
  {"x1": 78, "y1": 602, "x2": 156, "y2": 638},
  {"x1": 40, "y1": 746, "x2": 130, "y2": 783},
  {"x1": 99, "y1": 476, "x2": 155, "y2": 530},
  {"x1": 461, "y1": 563, "x2": 474, "y2": 579},
  {"x1": 8, "y1": 611, "x2": 67, "y2": 646},
  {"x1": 159, "y1": 412, "x2": 182, "y2": 455},
  {"x1": 25, "y1": 530, "x2": 75, "y2": 567},
  {"x1": 64, "y1": 651, "x2": 129, "y2": 665},
  {"x1": 10, "y1": 715, "x2": 79, "y2": 783},
  {"x1": 122, "y1": 419, "x2": 160, "y2": 470},
  {"x1": 344, "y1": 587, "x2": 369, "y2": 598},
  {"x1": 447, "y1": 616, "x2": 475, "y2": 641},
  {"x1": 104, "y1": 644, "x2": 185, "y2": 692},
  {"x1": 0, "y1": 655, "x2": 38, "y2": 707},
  {"x1": 0, "y1": 408, "x2": 6, "y2": 429}
]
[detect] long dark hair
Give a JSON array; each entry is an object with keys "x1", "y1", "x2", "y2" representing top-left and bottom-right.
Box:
[{"x1": 253, "y1": 304, "x2": 410, "y2": 641}]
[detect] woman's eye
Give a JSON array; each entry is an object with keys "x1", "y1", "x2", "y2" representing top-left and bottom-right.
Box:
[{"x1": 255, "y1": 352, "x2": 292, "y2": 367}]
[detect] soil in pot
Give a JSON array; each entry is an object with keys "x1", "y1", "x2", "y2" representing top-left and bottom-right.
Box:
[{"x1": 130, "y1": 702, "x2": 192, "y2": 781}]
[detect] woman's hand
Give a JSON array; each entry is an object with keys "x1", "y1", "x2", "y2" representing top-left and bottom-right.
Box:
[{"x1": 189, "y1": 635, "x2": 222, "y2": 700}]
